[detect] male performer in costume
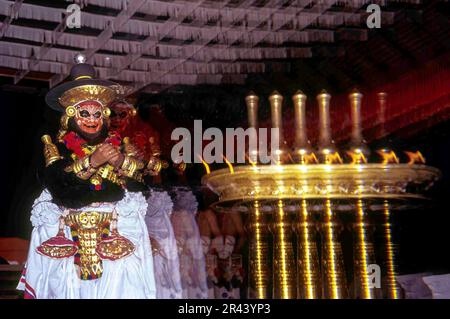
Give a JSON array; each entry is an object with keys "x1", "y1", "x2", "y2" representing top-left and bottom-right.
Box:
[{"x1": 17, "y1": 56, "x2": 156, "y2": 299}]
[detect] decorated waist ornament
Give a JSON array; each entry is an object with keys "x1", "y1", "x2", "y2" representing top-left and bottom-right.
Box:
[
  {"x1": 36, "y1": 217, "x2": 78, "y2": 259},
  {"x1": 37, "y1": 209, "x2": 134, "y2": 280}
]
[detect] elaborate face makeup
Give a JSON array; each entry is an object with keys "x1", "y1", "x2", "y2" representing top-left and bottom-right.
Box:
[
  {"x1": 110, "y1": 101, "x2": 132, "y2": 133},
  {"x1": 74, "y1": 101, "x2": 104, "y2": 135}
]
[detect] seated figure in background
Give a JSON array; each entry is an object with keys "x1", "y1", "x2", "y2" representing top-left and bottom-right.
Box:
[
  {"x1": 214, "y1": 209, "x2": 246, "y2": 299},
  {"x1": 18, "y1": 57, "x2": 156, "y2": 299},
  {"x1": 171, "y1": 188, "x2": 208, "y2": 299},
  {"x1": 197, "y1": 203, "x2": 222, "y2": 298},
  {"x1": 198, "y1": 204, "x2": 246, "y2": 299}
]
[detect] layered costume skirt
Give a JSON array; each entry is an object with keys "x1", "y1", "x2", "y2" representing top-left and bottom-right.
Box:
[{"x1": 17, "y1": 190, "x2": 157, "y2": 299}]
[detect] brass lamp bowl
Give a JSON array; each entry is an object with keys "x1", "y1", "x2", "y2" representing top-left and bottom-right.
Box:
[{"x1": 202, "y1": 164, "x2": 441, "y2": 208}]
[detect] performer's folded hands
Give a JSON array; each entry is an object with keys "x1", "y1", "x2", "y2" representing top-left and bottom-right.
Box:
[{"x1": 91, "y1": 143, "x2": 123, "y2": 168}]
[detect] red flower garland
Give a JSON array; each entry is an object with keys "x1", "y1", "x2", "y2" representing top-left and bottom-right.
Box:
[
  {"x1": 63, "y1": 131, "x2": 122, "y2": 158},
  {"x1": 63, "y1": 132, "x2": 85, "y2": 157},
  {"x1": 107, "y1": 131, "x2": 122, "y2": 147}
]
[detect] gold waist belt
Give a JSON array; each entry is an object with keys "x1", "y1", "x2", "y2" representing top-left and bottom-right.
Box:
[{"x1": 64, "y1": 211, "x2": 113, "y2": 280}]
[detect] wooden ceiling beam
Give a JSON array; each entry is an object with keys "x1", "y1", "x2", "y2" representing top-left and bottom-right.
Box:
[
  {"x1": 109, "y1": 0, "x2": 210, "y2": 78},
  {"x1": 155, "y1": 0, "x2": 343, "y2": 94},
  {"x1": 0, "y1": 0, "x2": 23, "y2": 38},
  {"x1": 13, "y1": 12, "x2": 69, "y2": 84},
  {"x1": 49, "y1": 0, "x2": 147, "y2": 88},
  {"x1": 135, "y1": 0, "x2": 305, "y2": 93},
  {"x1": 0, "y1": 41, "x2": 295, "y2": 75},
  {"x1": 0, "y1": 2, "x2": 394, "y2": 47},
  {"x1": 0, "y1": 54, "x2": 251, "y2": 85}
]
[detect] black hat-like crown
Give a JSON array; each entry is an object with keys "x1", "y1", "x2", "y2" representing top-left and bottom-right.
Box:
[
  {"x1": 45, "y1": 53, "x2": 118, "y2": 111},
  {"x1": 69, "y1": 63, "x2": 96, "y2": 81}
]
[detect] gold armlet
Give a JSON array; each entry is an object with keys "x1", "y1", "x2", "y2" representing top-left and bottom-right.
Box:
[
  {"x1": 120, "y1": 156, "x2": 138, "y2": 177},
  {"x1": 42, "y1": 135, "x2": 62, "y2": 167},
  {"x1": 119, "y1": 156, "x2": 144, "y2": 182},
  {"x1": 97, "y1": 165, "x2": 124, "y2": 185},
  {"x1": 146, "y1": 157, "x2": 168, "y2": 176}
]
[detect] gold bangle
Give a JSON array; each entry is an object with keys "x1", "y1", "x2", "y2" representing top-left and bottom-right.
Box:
[
  {"x1": 72, "y1": 160, "x2": 84, "y2": 174},
  {"x1": 121, "y1": 156, "x2": 131, "y2": 171},
  {"x1": 82, "y1": 156, "x2": 90, "y2": 169},
  {"x1": 71, "y1": 155, "x2": 96, "y2": 176},
  {"x1": 127, "y1": 159, "x2": 137, "y2": 176},
  {"x1": 146, "y1": 157, "x2": 163, "y2": 175},
  {"x1": 119, "y1": 155, "x2": 145, "y2": 180}
]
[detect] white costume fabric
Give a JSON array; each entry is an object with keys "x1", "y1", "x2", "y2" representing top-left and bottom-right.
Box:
[
  {"x1": 17, "y1": 189, "x2": 157, "y2": 299},
  {"x1": 171, "y1": 188, "x2": 208, "y2": 299},
  {"x1": 144, "y1": 189, "x2": 182, "y2": 299}
]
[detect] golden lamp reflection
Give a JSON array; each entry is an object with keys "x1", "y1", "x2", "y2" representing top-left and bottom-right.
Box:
[{"x1": 296, "y1": 200, "x2": 320, "y2": 299}]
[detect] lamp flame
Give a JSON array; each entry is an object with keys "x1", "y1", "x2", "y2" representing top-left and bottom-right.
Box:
[
  {"x1": 377, "y1": 150, "x2": 399, "y2": 164},
  {"x1": 198, "y1": 155, "x2": 211, "y2": 174},
  {"x1": 223, "y1": 155, "x2": 235, "y2": 174},
  {"x1": 347, "y1": 150, "x2": 368, "y2": 165},
  {"x1": 323, "y1": 150, "x2": 343, "y2": 164},
  {"x1": 297, "y1": 151, "x2": 319, "y2": 164},
  {"x1": 405, "y1": 151, "x2": 425, "y2": 165},
  {"x1": 245, "y1": 153, "x2": 258, "y2": 167}
]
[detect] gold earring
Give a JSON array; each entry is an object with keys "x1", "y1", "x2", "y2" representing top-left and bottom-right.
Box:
[
  {"x1": 103, "y1": 107, "x2": 111, "y2": 118},
  {"x1": 66, "y1": 105, "x2": 76, "y2": 117},
  {"x1": 131, "y1": 108, "x2": 137, "y2": 117}
]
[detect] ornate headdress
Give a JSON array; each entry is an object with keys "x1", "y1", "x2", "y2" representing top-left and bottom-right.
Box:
[
  {"x1": 45, "y1": 54, "x2": 117, "y2": 113},
  {"x1": 109, "y1": 84, "x2": 138, "y2": 116},
  {"x1": 45, "y1": 54, "x2": 118, "y2": 141}
]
